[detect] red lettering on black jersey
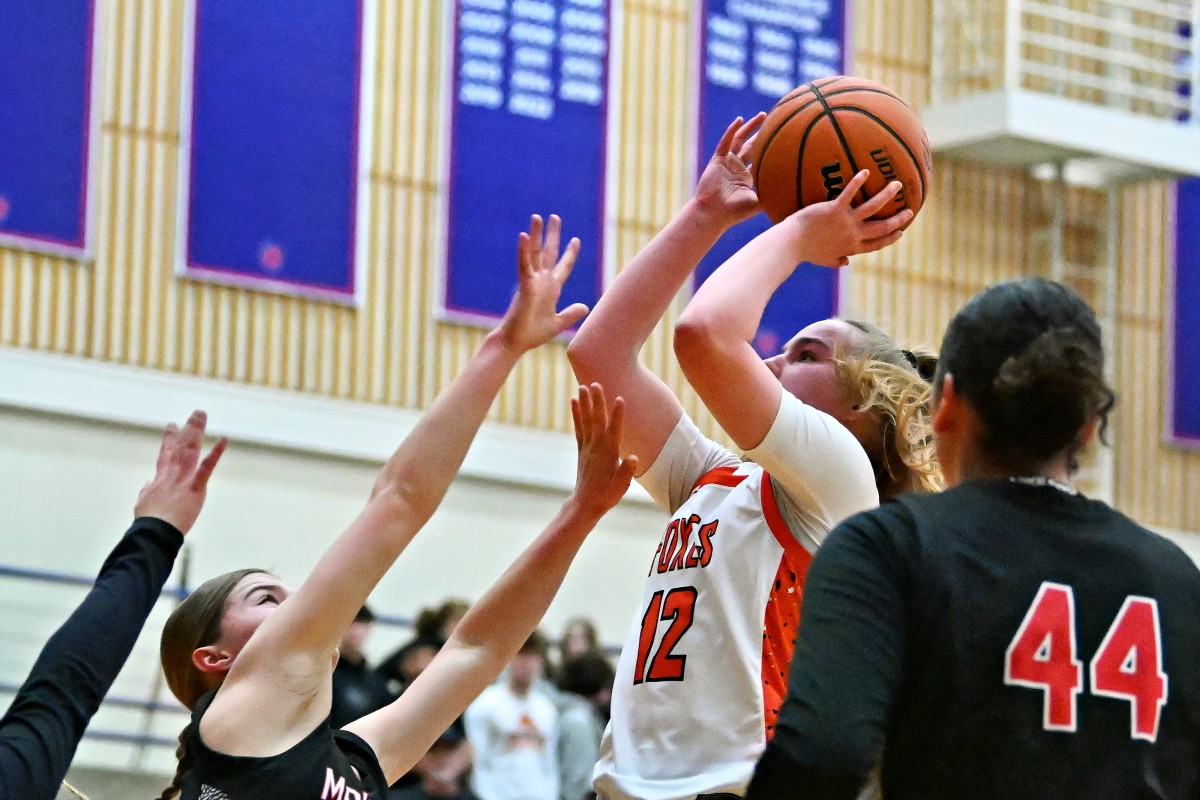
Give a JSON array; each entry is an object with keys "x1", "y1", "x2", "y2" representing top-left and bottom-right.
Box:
[
  {"x1": 1005, "y1": 582, "x2": 1170, "y2": 740},
  {"x1": 1004, "y1": 582, "x2": 1083, "y2": 731},
  {"x1": 1090, "y1": 596, "x2": 1168, "y2": 741}
]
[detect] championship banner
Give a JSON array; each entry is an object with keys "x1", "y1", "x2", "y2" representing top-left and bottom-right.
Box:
[
  {"x1": 1173, "y1": 177, "x2": 1200, "y2": 445},
  {"x1": 444, "y1": 0, "x2": 609, "y2": 325},
  {"x1": 696, "y1": 0, "x2": 847, "y2": 356},
  {"x1": 180, "y1": 0, "x2": 366, "y2": 300},
  {"x1": 0, "y1": 0, "x2": 96, "y2": 255}
]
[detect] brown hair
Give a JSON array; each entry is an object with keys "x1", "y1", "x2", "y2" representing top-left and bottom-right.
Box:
[
  {"x1": 155, "y1": 568, "x2": 267, "y2": 800},
  {"x1": 838, "y1": 319, "x2": 943, "y2": 497}
]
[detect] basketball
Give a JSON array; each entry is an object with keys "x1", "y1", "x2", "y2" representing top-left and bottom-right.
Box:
[{"x1": 749, "y1": 76, "x2": 932, "y2": 226}]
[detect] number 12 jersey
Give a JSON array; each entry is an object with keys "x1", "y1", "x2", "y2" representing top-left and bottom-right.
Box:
[{"x1": 593, "y1": 396, "x2": 880, "y2": 800}]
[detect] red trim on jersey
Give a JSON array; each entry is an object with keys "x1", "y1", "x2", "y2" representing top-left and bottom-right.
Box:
[
  {"x1": 691, "y1": 465, "x2": 748, "y2": 494},
  {"x1": 760, "y1": 472, "x2": 815, "y2": 740},
  {"x1": 760, "y1": 471, "x2": 814, "y2": 567}
]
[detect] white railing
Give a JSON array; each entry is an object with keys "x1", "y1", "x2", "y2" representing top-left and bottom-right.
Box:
[{"x1": 931, "y1": 0, "x2": 1200, "y2": 124}]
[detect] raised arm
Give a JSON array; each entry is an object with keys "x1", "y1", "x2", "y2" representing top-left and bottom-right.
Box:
[
  {"x1": 346, "y1": 383, "x2": 637, "y2": 781},
  {"x1": 674, "y1": 170, "x2": 910, "y2": 450},
  {"x1": 567, "y1": 115, "x2": 763, "y2": 471},
  {"x1": 0, "y1": 413, "x2": 224, "y2": 799},
  {"x1": 204, "y1": 216, "x2": 590, "y2": 754}
]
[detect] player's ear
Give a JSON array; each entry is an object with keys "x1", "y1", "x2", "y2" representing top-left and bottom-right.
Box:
[
  {"x1": 192, "y1": 645, "x2": 235, "y2": 676},
  {"x1": 1075, "y1": 415, "x2": 1101, "y2": 448},
  {"x1": 932, "y1": 373, "x2": 959, "y2": 434}
]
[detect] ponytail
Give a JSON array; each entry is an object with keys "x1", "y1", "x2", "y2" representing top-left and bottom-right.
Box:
[{"x1": 155, "y1": 723, "x2": 191, "y2": 800}]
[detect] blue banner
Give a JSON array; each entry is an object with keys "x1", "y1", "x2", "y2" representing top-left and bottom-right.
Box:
[
  {"x1": 0, "y1": 0, "x2": 94, "y2": 252},
  {"x1": 1175, "y1": 178, "x2": 1200, "y2": 444},
  {"x1": 183, "y1": 0, "x2": 364, "y2": 298},
  {"x1": 444, "y1": 0, "x2": 608, "y2": 324},
  {"x1": 696, "y1": 0, "x2": 847, "y2": 356}
]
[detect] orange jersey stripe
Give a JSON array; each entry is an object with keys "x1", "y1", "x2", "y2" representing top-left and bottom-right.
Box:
[
  {"x1": 691, "y1": 465, "x2": 748, "y2": 494},
  {"x1": 760, "y1": 472, "x2": 815, "y2": 738}
]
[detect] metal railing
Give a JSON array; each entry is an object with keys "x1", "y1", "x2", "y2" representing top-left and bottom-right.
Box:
[{"x1": 931, "y1": 0, "x2": 1200, "y2": 123}]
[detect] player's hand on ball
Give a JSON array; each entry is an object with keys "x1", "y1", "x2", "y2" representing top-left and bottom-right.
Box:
[
  {"x1": 570, "y1": 383, "x2": 638, "y2": 517},
  {"x1": 495, "y1": 214, "x2": 589, "y2": 354},
  {"x1": 789, "y1": 169, "x2": 913, "y2": 268},
  {"x1": 694, "y1": 113, "x2": 766, "y2": 226}
]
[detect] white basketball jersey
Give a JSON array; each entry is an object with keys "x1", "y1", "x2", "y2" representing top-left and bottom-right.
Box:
[{"x1": 593, "y1": 463, "x2": 812, "y2": 800}]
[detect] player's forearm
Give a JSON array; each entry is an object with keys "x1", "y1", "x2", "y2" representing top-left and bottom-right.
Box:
[
  {"x1": 677, "y1": 219, "x2": 803, "y2": 345},
  {"x1": 372, "y1": 332, "x2": 521, "y2": 519},
  {"x1": 0, "y1": 518, "x2": 182, "y2": 797},
  {"x1": 568, "y1": 199, "x2": 730, "y2": 379}
]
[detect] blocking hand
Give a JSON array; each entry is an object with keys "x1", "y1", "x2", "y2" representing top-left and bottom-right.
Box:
[
  {"x1": 570, "y1": 383, "x2": 638, "y2": 517},
  {"x1": 134, "y1": 410, "x2": 227, "y2": 534},
  {"x1": 494, "y1": 214, "x2": 589, "y2": 354}
]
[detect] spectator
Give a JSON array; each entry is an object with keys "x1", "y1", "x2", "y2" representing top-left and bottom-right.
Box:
[
  {"x1": 466, "y1": 631, "x2": 559, "y2": 800},
  {"x1": 556, "y1": 653, "x2": 615, "y2": 800},
  {"x1": 378, "y1": 598, "x2": 471, "y2": 696},
  {"x1": 330, "y1": 605, "x2": 392, "y2": 728},
  {"x1": 390, "y1": 727, "x2": 477, "y2": 800}
]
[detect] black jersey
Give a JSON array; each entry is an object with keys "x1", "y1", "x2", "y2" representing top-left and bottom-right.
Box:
[
  {"x1": 0, "y1": 518, "x2": 183, "y2": 800},
  {"x1": 748, "y1": 479, "x2": 1200, "y2": 800},
  {"x1": 182, "y1": 689, "x2": 390, "y2": 800}
]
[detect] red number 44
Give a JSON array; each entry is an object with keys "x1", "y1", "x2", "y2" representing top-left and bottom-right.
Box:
[{"x1": 1004, "y1": 582, "x2": 1169, "y2": 741}]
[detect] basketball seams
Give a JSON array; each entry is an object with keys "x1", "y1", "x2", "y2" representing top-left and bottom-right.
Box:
[
  {"x1": 830, "y1": 106, "x2": 927, "y2": 204},
  {"x1": 754, "y1": 83, "x2": 881, "y2": 190},
  {"x1": 774, "y1": 76, "x2": 847, "y2": 108},
  {"x1": 795, "y1": 112, "x2": 836, "y2": 212},
  {"x1": 752, "y1": 78, "x2": 929, "y2": 222},
  {"x1": 809, "y1": 82, "x2": 868, "y2": 206}
]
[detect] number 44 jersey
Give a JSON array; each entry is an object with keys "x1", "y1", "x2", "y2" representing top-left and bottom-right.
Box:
[{"x1": 594, "y1": 399, "x2": 880, "y2": 800}]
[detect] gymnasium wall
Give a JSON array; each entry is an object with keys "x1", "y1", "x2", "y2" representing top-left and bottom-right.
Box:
[
  {"x1": 1, "y1": 0, "x2": 1198, "y2": 648},
  {"x1": 2, "y1": 0, "x2": 1199, "y2": 782}
]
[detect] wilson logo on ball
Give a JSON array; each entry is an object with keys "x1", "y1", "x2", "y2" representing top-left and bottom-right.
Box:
[{"x1": 750, "y1": 76, "x2": 931, "y2": 226}]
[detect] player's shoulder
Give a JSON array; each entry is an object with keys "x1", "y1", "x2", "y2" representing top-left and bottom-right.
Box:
[
  {"x1": 826, "y1": 482, "x2": 985, "y2": 556},
  {"x1": 1106, "y1": 507, "x2": 1200, "y2": 580}
]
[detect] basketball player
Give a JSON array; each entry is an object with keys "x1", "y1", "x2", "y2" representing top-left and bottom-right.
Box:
[
  {"x1": 748, "y1": 278, "x2": 1200, "y2": 799},
  {"x1": 568, "y1": 116, "x2": 939, "y2": 800},
  {"x1": 0, "y1": 412, "x2": 225, "y2": 799},
  {"x1": 153, "y1": 216, "x2": 638, "y2": 799}
]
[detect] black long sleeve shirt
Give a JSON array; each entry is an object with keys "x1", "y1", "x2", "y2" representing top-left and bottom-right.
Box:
[{"x1": 0, "y1": 517, "x2": 183, "y2": 799}]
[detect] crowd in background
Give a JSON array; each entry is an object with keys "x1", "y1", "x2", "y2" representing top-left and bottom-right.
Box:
[{"x1": 331, "y1": 599, "x2": 615, "y2": 800}]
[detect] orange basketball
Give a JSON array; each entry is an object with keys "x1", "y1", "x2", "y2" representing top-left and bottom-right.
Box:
[{"x1": 749, "y1": 76, "x2": 932, "y2": 226}]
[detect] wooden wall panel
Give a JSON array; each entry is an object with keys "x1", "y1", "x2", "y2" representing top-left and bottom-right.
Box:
[{"x1": 1, "y1": 0, "x2": 1196, "y2": 533}]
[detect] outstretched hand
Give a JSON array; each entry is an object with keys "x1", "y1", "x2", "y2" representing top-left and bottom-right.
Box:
[
  {"x1": 494, "y1": 214, "x2": 589, "y2": 354},
  {"x1": 789, "y1": 169, "x2": 913, "y2": 268},
  {"x1": 694, "y1": 113, "x2": 766, "y2": 226},
  {"x1": 570, "y1": 383, "x2": 638, "y2": 517},
  {"x1": 134, "y1": 410, "x2": 226, "y2": 534}
]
